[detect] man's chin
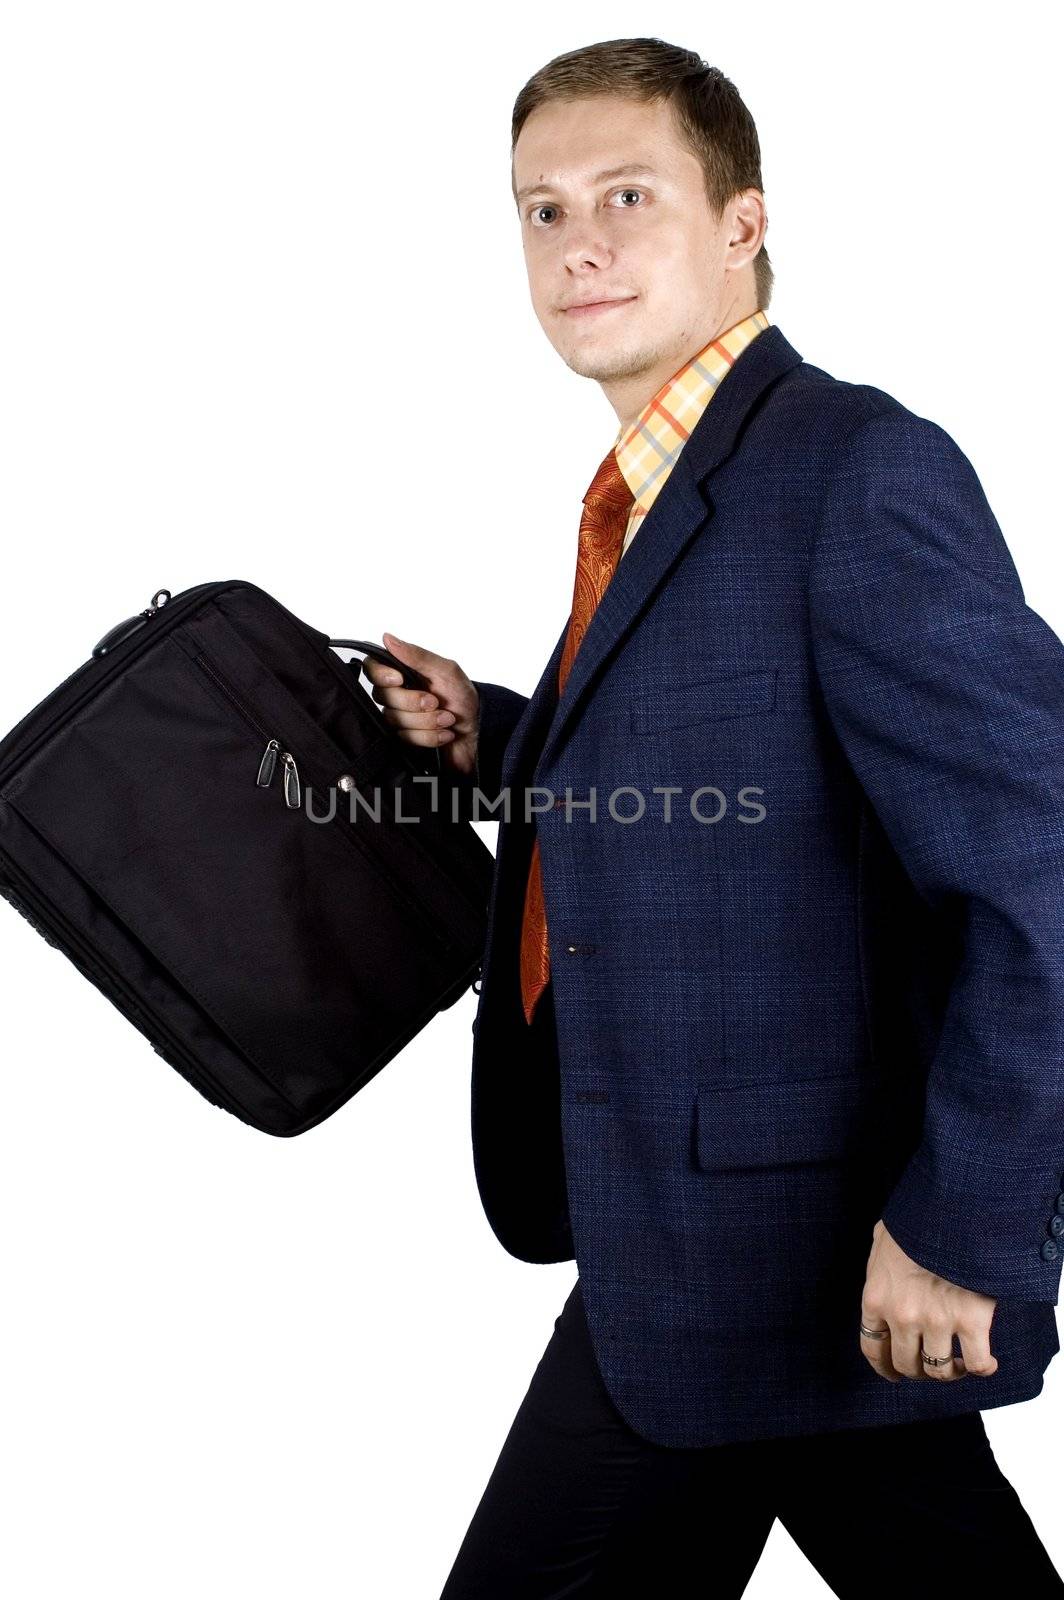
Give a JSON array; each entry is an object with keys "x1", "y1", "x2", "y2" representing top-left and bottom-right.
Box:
[{"x1": 561, "y1": 342, "x2": 657, "y2": 383}]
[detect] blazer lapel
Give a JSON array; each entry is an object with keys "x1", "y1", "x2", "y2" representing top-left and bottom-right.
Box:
[{"x1": 501, "y1": 323, "x2": 805, "y2": 791}]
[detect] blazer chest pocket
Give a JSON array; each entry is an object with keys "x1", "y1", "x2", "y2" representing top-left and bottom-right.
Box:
[
  {"x1": 631, "y1": 666, "x2": 777, "y2": 735},
  {"x1": 693, "y1": 1073, "x2": 878, "y2": 1171}
]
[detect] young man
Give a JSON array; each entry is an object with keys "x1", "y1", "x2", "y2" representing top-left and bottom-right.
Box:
[{"x1": 364, "y1": 38, "x2": 1064, "y2": 1597}]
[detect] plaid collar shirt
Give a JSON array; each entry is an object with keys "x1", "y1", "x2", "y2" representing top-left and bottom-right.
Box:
[{"x1": 613, "y1": 308, "x2": 771, "y2": 559}]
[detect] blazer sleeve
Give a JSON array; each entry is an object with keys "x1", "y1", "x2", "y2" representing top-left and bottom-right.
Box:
[{"x1": 808, "y1": 403, "x2": 1064, "y2": 1302}]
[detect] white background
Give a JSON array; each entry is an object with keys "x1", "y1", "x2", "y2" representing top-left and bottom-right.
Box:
[{"x1": 1, "y1": 3, "x2": 1061, "y2": 1593}]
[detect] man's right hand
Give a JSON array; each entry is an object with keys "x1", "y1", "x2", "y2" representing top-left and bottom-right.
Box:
[{"x1": 360, "y1": 631, "x2": 479, "y2": 779}]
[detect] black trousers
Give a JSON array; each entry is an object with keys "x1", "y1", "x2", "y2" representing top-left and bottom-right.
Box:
[{"x1": 439, "y1": 1276, "x2": 1063, "y2": 1598}]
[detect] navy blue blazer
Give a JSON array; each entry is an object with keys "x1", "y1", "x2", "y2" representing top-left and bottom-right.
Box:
[{"x1": 457, "y1": 323, "x2": 1064, "y2": 1447}]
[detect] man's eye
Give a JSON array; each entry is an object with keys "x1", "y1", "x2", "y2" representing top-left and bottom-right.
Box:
[{"x1": 528, "y1": 190, "x2": 644, "y2": 227}]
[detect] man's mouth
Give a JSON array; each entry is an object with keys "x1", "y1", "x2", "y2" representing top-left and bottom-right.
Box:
[{"x1": 562, "y1": 295, "x2": 637, "y2": 318}]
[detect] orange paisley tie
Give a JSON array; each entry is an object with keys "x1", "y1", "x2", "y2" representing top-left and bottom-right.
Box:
[{"x1": 518, "y1": 446, "x2": 635, "y2": 1025}]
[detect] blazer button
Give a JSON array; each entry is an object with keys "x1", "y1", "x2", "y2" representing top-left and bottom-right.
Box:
[
  {"x1": 1055, "y1": 1192, "x2": 1064, "y2": 1216},
  {"x1": 1050, "y1": 1214, "x2": 1064, "y2": 1239},
  {"x1": 1041, "y1": 1239, "x2": 1059, "y2": 1263}
]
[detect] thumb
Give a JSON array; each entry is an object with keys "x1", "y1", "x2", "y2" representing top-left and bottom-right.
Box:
[{"x1": 382, "y1": 630, "x2": 430, "y2": 665}]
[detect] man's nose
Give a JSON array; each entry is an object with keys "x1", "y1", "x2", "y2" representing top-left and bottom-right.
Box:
[{"x1": 561, "y1": 226, "x2": 614, "y2": 272}]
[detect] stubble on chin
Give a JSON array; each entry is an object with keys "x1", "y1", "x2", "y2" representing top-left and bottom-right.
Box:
[{"x1": 561, "y1": 335, "x2": 670, "y2": 385}]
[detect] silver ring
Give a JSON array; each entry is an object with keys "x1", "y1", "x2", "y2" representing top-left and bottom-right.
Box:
[
  {"x1": 920, "y1": 1347, "x2": 955, "y2": 1368},
  {"x1": 859, "y1": 1323, "x2": 890, "y2": 1339}
]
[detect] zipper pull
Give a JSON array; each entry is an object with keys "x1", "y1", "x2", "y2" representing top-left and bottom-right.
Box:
[
  {"x1": 281, "y1": 751, "x2": 301, "y2": 809},
  {"x1": 256, "y1": 738, "x2": 280, "y2": 788},
  {"x1": 91, "y1": 590, "x2": 172, "y2": 658}
]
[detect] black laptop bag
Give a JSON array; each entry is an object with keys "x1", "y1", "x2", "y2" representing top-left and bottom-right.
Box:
[{"x1": 0, "y1": 581, "x2": 495, "y2": 1136}]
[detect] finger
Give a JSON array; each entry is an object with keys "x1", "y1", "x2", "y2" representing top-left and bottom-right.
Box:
[
  {"x1": 361, "y1": 658, "x2": 400, "y2": 687},
  {"x1": 886, "y1": 1319, "x2": 926, "y2": 1380},
  {"x1": 387, "y1": 724, "x2": 455, "y2": 748},
  {"x1": 858, "y1": 1318, "x2": 902, "y2": 1382},
  {"x1": 956, "y1": 1320, "x2": 998, "y2": 1379},
  {"x1": 357, "y1": 654, "x2": 458, "y2": 748},
  {"x1": 918, "y1": 1322, "x2": 966, "y2": 1382},
  {"x1": 382, "y1": 630, "x2": 438, "y2": 670},
  {"x1": 371, "y1": 682, "x2": 440, "y2": 713},
  {"x1": 381, "y1": 702, "x2": 456, "y2": 734}
]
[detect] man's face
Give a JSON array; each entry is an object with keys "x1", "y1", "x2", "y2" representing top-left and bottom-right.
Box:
[{"x1": 512, "y1": 95, "x2": 745, "y2": 393}]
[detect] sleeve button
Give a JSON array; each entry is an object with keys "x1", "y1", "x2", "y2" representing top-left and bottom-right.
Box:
[
  {"x1": 1050, "y1": 1215, "x2": 1064, "y2": 1239},
  {"x1": 1041, "y1": 1239, "x2": 1059, "y2": 1263}
]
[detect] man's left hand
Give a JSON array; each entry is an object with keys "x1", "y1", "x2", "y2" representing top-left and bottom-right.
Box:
[{"x1": 859, "y1": 1219, "x2": 998, "y2": 1382}]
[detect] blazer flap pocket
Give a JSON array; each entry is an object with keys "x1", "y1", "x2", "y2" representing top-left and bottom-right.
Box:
[
  {"x1": 631, "y1": 666, "x2": 777, "y2": 734},
  {"x1": 694, "y1": 1073, "x2": 877, "y2": 1171}
]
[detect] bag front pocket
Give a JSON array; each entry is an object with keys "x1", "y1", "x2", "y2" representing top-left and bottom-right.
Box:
[{"x1": 188, "y1": 645, "x2": 455, "y2": 952}]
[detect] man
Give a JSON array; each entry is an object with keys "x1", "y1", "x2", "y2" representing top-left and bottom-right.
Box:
[{"x1": 364, "y1": 37, "x2": 1064, "y2": 1597}]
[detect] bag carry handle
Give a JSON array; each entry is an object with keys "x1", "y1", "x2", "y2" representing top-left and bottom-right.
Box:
[{"x1": 328, "y1": 638, "x2": 441, "y2": 775}]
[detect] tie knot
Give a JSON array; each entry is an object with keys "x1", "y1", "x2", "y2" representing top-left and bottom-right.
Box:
[{"x1": 584, "y1": 447, "x2": 632, "y2": 509}]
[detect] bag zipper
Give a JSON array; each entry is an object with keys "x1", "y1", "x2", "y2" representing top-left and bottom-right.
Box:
[
  {"x1": 193, "y1": 652, "x2": 304, "y2": 811},
  {"x1": 191, "y1": 651, "x2": 452, "y2": 950},
  {"x1": 255, "y1": 742, "x2": 308, "y2": 813},
  {"x1": 257, "y1": 596, "x2": 490, "y2": 923}
]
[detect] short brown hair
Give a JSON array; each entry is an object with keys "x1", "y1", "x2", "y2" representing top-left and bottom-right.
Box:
[{"x1": 511, "y1": 37, "x2": 773, "y2": 309}]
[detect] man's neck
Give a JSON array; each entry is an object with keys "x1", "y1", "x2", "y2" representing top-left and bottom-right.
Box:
[{"x1": 605, "y1": 297, "x2": 761, "y2": 433}]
